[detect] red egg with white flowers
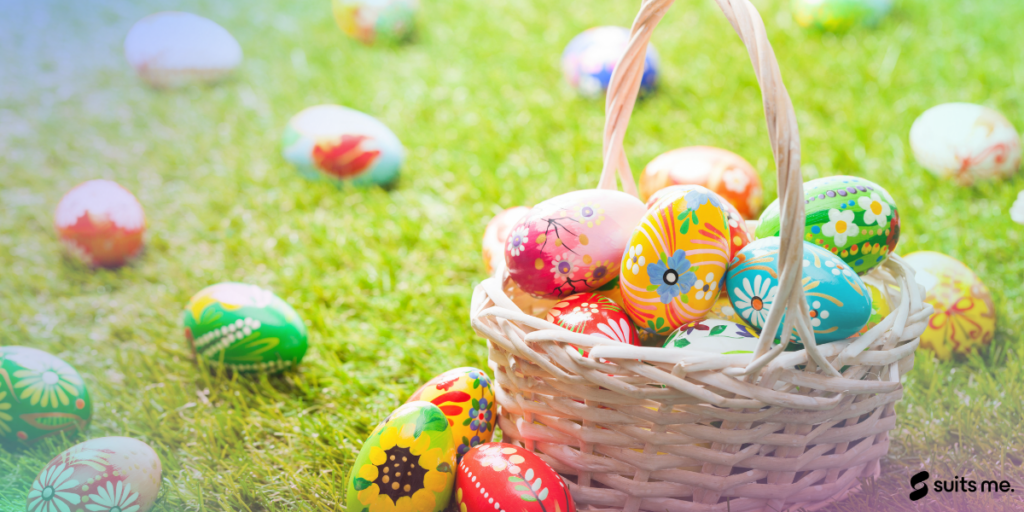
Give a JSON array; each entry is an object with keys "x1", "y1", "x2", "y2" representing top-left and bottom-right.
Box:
[
  {"x1": 55, "y1": 180, "x2": 145, "y2": 268},
  {"x1": 454, "y1": 443, "x2": 575, "y2": 512},
  {"x1": 546, "y1": 292, "x2": 640, "y2": 352},
  {"x1": 646, "y1": 184, "x2": 752, "y2": 261}
]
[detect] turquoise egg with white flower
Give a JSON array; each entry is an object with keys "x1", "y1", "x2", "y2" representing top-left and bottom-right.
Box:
[
  {"x1": 726, "y1": 237, "x2": 872, "y2": 344},
  {"x1": 755, "y1": 175, "x2": 899, "y2": 274}
]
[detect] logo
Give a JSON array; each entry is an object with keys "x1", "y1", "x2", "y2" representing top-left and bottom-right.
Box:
[{"x1": 909, "y1": 471, "x2": 929, "y2": 501}]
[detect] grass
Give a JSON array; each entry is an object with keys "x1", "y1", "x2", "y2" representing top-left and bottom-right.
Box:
[{"x1": 0, "y1": 0, "x2": 1022, "y2": 509}]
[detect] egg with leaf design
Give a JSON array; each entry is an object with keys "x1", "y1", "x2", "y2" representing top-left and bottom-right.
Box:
[
  {"x1": 182, "y1": 282, "x2": 308, "y2": 373},
  {"x1": 505, "y1": 189, "x2": 645, "y2": 300},
  {"x1": 26, "y1": 436, "x2": 162, "y2": 512},
  {"x1": 407, "y1": 367, "x2": 496, "y2": 462},
  {"x1": 726, "y1": 237, "x2": 872, "y2": 344},
  {"x1": 546, "y1": 292, "x2": 640, "y2": 353},
  {"x1": 347, "y1": 402, "x2": 456, "y2": 512},
  {"x1": 620, "y1": 186, "x2": 731, "y2": 336},
  {"x1": 662, "y1": 319, "x2": 760, "y2": 354},
  {"x1": 454, "y1": 443, "x2": 575, "y2": 512},
  {"x1": 646, "y1": 184, "x2": 752, "y2": 261},
  {"x1": 0, "y1": 347, "x2": 91, "y2": 447}
]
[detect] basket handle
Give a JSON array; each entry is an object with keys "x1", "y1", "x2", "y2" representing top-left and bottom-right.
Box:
[{"x1": 600, "y1": 0, "x2": 841, "y2": 377}]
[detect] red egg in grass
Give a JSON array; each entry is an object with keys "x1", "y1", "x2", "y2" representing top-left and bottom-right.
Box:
[
  {"x1": 55, "y1": 180, "x2": 145, "y2": 268},
  {"x1": 546, "y1": 292, "x2": 640, "y2": 354},
  {"x1": 454, "y1": 443, "x2": 575, "y2": 512},
  {"x1": 645, "y1": 184, "x2": 752, "y2": 261}
]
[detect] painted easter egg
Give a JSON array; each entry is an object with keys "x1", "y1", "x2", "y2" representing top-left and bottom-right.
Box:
[
  {"x1": 620, "y1": 186, "x2": 731, "y2": 337},
  {"x1": 407, "y1": 367, "x2": 496, "y2": 462},
  {"x1": 26, "y1": 436, "x2": 162, "y2": 512},
  {"x1": 646, "y1": 184, "x2": 752, "y2": 261},
  {"x1": 454, "y1": 443, "x2": 575, "y2": 512},
  {"x1": 505, "y1": 189, "x2": 646, "y2": 300},
  {"x1": 909, "y1": 103, "x2": 1022, "y2": 185},
  {"x1": 727, "y1": 237, "x2": 871, "y2": 343},
  {"x1": 756, "y1": 175, "x2": 900, "y2": 275},
  {"x1": 483, "y1": 207, "x2": 531, "y2": 275},
  {"x1": 561, "y1": 26, "x2": 659, "y2": 98},
  {"x1": 347, "y1": 402, "x2": 456, "y2": 512},
  {"x1": 857, "y1": 279, "x2": 891, "y2": 336},
  {"x1": 282, "y1": 104, "x2": 404, "y2": 187},
  {"x1": 707, "y1": 296, "x2": 751, "y2": 327},
  {"x1": 904, "y1": 251, "x2": 996, "y2": 360},
  {"x1": 546, "y1": 293, "x2": 641, "y2": 352},
  {"x1": 640, "y1": 147, "x2": 763, "y2": 219},
  {"x1": 792, "y1": 0, "x2": 892, "y2": 31},
  {"x1": 0, "y1": 347, "x2": 90, "y2": 447},
  {"x1": 55, "y1": 180, "x2": 145, "y2": 268},
  {"x1": 333, "y1": 0, "x2": 418, "y2": 44},
  {"x1": 124, "y1": 12, "x2": 242, "y2": 88},
  {"x1": 663, "y1": 319, "x2": 760, "y2": 354},
  {"x1": 182, "y1": 282, "x2": 308, "y2": 373}
]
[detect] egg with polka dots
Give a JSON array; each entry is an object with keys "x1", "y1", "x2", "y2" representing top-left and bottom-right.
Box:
[
  {"x1": 726, "y1": 237, "x2": 872, "y2": 344},
  {"x1": 756, "y1": 175, "x2": 899, "y2": 274},
  {"x1": 0, "y1": 346, "x2": 91, "y2": 447},
  {"x1": 26, "y1": 436, "x2": 162, "y2": 512},
  {"x1": 454, "y1": 443, "x2": 576, "y2": 512}
]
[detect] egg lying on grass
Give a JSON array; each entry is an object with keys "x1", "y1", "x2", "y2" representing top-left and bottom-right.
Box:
[
  {"x1": 55, "y1": 179, "x2": 145, "y2": 268},
  {"x1": 406, "y1": 367, "x2": 496, "y2": 461},
  {"x1": 124, "y1": 11, "x2": 242, "y2": 88},
  {"x1": 0, "y1": 346, "x2": 91, "y2": 447},
  {"x1": 561, "y1": 26, "x2": 659, "y2": 98},
  {"x1": 910, "y1": 103, "x2": 1021, "y2": 185},
  {"x1": 333, "y1": 0, "x2": 419, "y2": 44}
]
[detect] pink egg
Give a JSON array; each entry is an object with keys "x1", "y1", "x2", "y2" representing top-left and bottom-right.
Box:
[{"x1": 505, "y1": 189, "x2": 645, "y2": 299}]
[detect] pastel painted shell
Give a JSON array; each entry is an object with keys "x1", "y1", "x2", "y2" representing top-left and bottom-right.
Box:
[
  {"x1": 546, "y1": 292, "x2": 640, "y2": 352},
  {"x1": 910, "y1": 103, "x2": 1022, "y2": 185},
  {"x1": 640, "y1": 147, "x2": 763, "y2": 219},
  {"x1": 455, "y1": 443, "x2": 575, "y2": 512},
  {"x1": 26, "y1": 436, "x2": 162, "y2": 512},
  {"x1": 727, "y1": 237, "x2": 872, "y2": 344},
  {"x1": 620, "y1": 186, "x2": 731, "y2": 336},
  {"x1": 904, "y1": 251, "x2": 996, "y2": 360},
  {"x1": 561, "y1": 26, "x2": 659, "y2": 98},
  {"x1": 347, "y1": 402, "x2": 456, "y2": 512},
  {"x1": 505, "y1": 189, "x2": 646, "y2": 300},
  {"x1": 646, "y1": 184, "x2": 752, "y2": 261},
  {"x1": 663, "y1": 319, "x2": 760, "y2": 354},
  {"x1": 332, "y1": 0, "x2": 418, "y2": 44},
  {"x1": 482, "y1": 206, "x2": 531, "y2": 275},
  {"x1": 124, "y1": 12, "x2": 242, "y2": 88},
  {"x1": 792, "y1": 0, "x2": 893, "y2": 31},
  {"x1": 407, "y1": 367, "x2": 496, "y2": 462},
  {"x1": 182, "y1": 282, "x2": 308, "y2": 373},
  {"x1": 0, "y1": 347, "x2": 91, "y2": 447},
  {"x1": 282, "y1": 104, "x2": 404, "y2": 187},
  {"x1": 55, "y1": 180, "x2": 145, "y2": 268},
  {"x1": 756, "y1": 175, "x2": 900, "y2": 274}
]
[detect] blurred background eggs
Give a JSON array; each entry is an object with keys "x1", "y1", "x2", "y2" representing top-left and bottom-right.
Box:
[
  {"x1": 910, "y1": 103, "x2": 1021, "y2": 185},
  {"x1": 124, "y1": 12, "x2": 242, "y2": 88},
  {"x1": 561, "y1": 26, "x2": 659, "y2": 98},
  {"x1": 55, "y1": 179, "x2": 145, "y2": 268}
]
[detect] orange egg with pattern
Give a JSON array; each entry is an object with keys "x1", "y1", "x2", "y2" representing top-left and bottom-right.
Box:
[{"x1": 620, "y1": 186, "x2": 730, "y2": 336}]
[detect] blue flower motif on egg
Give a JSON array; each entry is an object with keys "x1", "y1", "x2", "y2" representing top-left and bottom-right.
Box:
[
  {"x1": 646, "y1": 250, "x2": 698, "y2": 304},
  {"x1": 726, "y1": 237, "x2": 872, "y2": 343}
]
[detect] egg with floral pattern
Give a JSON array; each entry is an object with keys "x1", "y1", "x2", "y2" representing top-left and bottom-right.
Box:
[
  {"x1": 792, "y1": 0, "x2": 892, "y2": 31},
  {"x1": 407, "y1": 367, "x2": 495, "y2": 462},
  {"x1": 904, "y1": 251, "x2": 996, "y2": 360},
  {"x1": 505, "y1": 189, "x2": 646, "y2": 300},
  {"x1": 620, "y1": 186, "x2": 730, "y2": 337},
  {"x1": 55, "y1": 179, "x2": 145, "y2": 268},
  {"x1": 707, "y1": 296, "x2": 751, "y2": 327},
  {"x1": 640, "y1": 147, "x2": 763, "y2": 219},
  {"x1": 646, "y1": 184, "x2": 752, "y2": 261},
  {"x1": 910, "y1": 103, "x2": 1022, "y2": 185},
  {"x1": 182, "y1": 282, "x2": 308, "y2": 373},
  {"x1": 562, "y1": 26, "x2": 659, "y2": 98},
  {"x1": 282, "y1": 104, "x2": 404, "y2": 187},
  {"x1": 0, "y1": 347, "x2": 90, "y2": 447},
  {"x1": 546, "y1": 292, "x2": 640, "y2": 355},
  {"x1": 26, "y1": 436, "x2": 162, "y2": 512},
  {"x1": 727, "y1": 237, "x2": 871, "y2": 343},
  {"x1": 663, "y1": 319, "x2": 760, "y2": 354},
  {"x1": 332, "y1": 0, "x2": 418, "y2": 45},
  {"x1": 124, "y1": 12, "x2": 242, "y2": 88},
  {"x1": 756, "y1": 175, "x2": 900, "y2": 275},
  {"x1": 454, "y1": 443, "x2": 575, "y2": 512},
  {"x1": 482, "y1": 206, "x2": 531, "y2": 275},
  {"x1": 347, "y1": 402, "x2": 456, "y2": 512}
]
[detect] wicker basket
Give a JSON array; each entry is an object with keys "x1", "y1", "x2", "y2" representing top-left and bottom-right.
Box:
[{"x1": 469, "y1": 0, "x2": 934, "y2": 511}]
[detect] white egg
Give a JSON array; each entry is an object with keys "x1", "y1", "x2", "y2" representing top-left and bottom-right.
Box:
[
  {"x1": 124, "y1": 12, "x2": 242, "y2": 88},
  {"x1": 909, "y1": 103, "x2": 1021, "y2": 185}
]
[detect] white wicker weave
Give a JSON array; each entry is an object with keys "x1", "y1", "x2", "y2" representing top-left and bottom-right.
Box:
[{"x1": 470, "y1": 0, "x2": 932, "y2": 510}]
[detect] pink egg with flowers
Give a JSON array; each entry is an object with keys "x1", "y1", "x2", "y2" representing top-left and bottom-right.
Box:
[{"x1": 505, "y1": 189, "x2": 645, "y2": 299}]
